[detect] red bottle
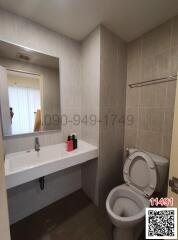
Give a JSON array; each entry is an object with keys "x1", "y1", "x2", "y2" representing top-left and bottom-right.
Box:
[{"x1": 66, "y1": 136, "x2": 73, "y2": 152}]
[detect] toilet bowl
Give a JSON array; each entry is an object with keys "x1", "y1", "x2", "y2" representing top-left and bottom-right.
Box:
[
  {"x1": 106, "y1": 149, "x2": 169, "y2": 240},
  {"x1": 106, "y1": 184, "x2": 149, "y2": 240},
  {"x1": 106, "y1": 184, "x2": 149, "y2": 228}
]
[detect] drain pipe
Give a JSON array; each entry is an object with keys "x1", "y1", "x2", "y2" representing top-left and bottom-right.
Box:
[{"x1": 39, "y1": 177, "x2": 45, "y2": 190}]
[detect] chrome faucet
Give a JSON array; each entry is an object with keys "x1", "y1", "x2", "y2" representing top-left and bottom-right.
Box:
[{"x1": 35, "y1": 137, "x2": 40, "y2": 152}]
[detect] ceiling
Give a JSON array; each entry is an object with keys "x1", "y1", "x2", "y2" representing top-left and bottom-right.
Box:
[
  {"x1": 0, "y1": 0, "x2": 178, "y2": 42},
  {"x1": 0, "y1": 40, "x2": 59, "y2": 69}
]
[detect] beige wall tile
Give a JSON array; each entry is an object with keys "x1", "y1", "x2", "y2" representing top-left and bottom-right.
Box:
[
  {"x1": 163, "y1": 108, "x2": 174, "y2": 135},
  {"x1": 139, "y1": 108, "x2": 152, "y2": 131},
  {"x1": 142, "y1": 30, "x2": 155, "y2": 59},
  {"x1": 81, "y1": 159, "x2": 99, "y2": 205},
  {"x1": 0, "y1": 9, "x2": 82, "y2": 223},
  {"x1": 124, "y1": 128, "x2": 138, "y2": 149},
  {"x1": 100, "y1": 59, "x2": 119, "y2": 107},
  {"x1": 100, "y1": 107, "x2": 124, "y2": 132},
  {"x1": 125, "y1": 18, "x2": 176, "y2": 158},
  {"x1": 153, "y1": 51, "x2": 171, "y2": 78},
  {"x1": 100, "y1": 28, "x2": 126, "y2": 109},
  {"x1": 154, "y1": 84, "x2": 167, "y2": 108},
  {"x1": 81, "y1": 27, "x2": 100, "y2": 204},
  {"x1": 125, "y1": 107, "x2": 138, "y2": 129},
  {"x1": 141, "y1": 56, "x2": 154, "y2": 81},
  {"x1": 99, "y1": 173, "x2": 121, "y2": 206},
  {"x1": 142, "y1": 21, "x2": 171, "y2": 59},
  {"x1": 137, "y1": 130, "x2": 162, "y2": 154},
  {"x1": 166, "y1": 81, "x2": 177, "y2": 108},
  {"x1": 99, "y1": 26, "x2": 127, "y2": 204},
  {"x1": 140, "y1": 84, "x2": 167, "y2": 108},
  {"x1": 0, "y1": 9, "x2": 82, "y2": 152},
  {"x1": 100, "y1": 27, "x2": 118, "y2": 61},
  {"x1": 81, "y1": 27, "x2": 100, "y2": 147},
  {"x1": 151, "y1": 108, "x2": 164, "y2": 133},
  {"x1": 0, "y1": 120, "x2": 10, "y2": 240},
  {"x1": 171, "y1": 15, "x2": 178, "y2": 48},
  {"x1": 170, "y1": 46, "x2": 178, "y2": 74},
  {"x1": 140, "y1": 85, "x2": 155, "y2": 107},
  {"x1": 161, "y1": 134, "x2": 172, "y2": 158},
  {"x1": 126, "y1": 87, "x2": 140, "y2": 108},
  {"x1": 127, "y1": 62, "x2": 141, "y2": 83},
  {"x1": 127, "y1": 38, "x2": 142, "y2": 66},
  {"x1": 141, "y1": 51, "x2": 170, "y2": 81},
  {"x1": 151, "y1": 21, "x2": 171, "y2": 54},
  {"x1": 4, "y1": 131, "x2": 62, "y2": 154}
]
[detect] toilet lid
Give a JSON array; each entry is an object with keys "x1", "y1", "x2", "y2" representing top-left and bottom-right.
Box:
[{"x1": 123, "y1": 151, "x2": 157, "y2": 197}]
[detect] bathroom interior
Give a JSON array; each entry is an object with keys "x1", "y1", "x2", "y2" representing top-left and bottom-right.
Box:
[{"x1": 0, "y1": 1, "x2": 178, "y2": 240}]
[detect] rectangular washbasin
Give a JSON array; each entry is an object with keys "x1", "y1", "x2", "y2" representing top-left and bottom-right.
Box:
[{"x1": 5, "y1": 140, "x2": 98, "y2": 189}]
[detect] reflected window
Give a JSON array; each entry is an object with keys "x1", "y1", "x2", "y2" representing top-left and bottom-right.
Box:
[{"x1": 8, "y1": 71, "x2": 41, "y2": 134}]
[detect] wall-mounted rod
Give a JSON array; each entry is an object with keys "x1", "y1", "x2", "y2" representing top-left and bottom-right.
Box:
[
  {"x1": 6, "y1": 68, "x2": 40, "y2": 77},
  {"x1": 128, "y1": 75, "x2": 177, "y2": 88}
]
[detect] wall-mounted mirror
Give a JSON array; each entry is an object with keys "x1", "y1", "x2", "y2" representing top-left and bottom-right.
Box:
[{"x1": 0, "y1": 40, "x2": 60, "y2": 136}]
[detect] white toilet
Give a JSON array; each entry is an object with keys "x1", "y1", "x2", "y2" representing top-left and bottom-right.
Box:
[{"x1": 106, "y1": 148, "x2": 169, "y2": 240}]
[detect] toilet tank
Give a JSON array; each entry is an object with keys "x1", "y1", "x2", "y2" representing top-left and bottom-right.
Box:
[
  {"x1": 146, "y1": 152, "x2": 169, "y2": 193},
  {"x1": 128, "y1": 149, "x2": 169, "y2": 193}
]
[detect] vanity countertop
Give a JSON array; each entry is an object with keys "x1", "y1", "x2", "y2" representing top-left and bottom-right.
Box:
[{"x1": 5, "y1": 140, "x2": 98, "y2": 189}]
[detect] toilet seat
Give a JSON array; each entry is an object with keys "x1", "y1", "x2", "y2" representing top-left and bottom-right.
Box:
[{"x1": 124, "y1": 151, "x2": 157, "y2": 197}]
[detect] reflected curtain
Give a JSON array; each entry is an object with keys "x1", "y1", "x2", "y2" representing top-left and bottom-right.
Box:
[{"x1": 8, "y1": 86, "x2": 40, "y2": 134}]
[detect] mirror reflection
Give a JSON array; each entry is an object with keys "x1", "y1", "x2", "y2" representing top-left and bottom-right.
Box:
[{"x1": 0, "y1": 40, "x2": 60, "y2": 136}]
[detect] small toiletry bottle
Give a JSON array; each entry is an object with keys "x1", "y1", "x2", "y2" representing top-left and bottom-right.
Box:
[
  {"x1": 72, "y1": 134, "x2": 78, "y2": 149},
  {"x1": 66, "y1": 135, "x2": 73, "y2": 152}
]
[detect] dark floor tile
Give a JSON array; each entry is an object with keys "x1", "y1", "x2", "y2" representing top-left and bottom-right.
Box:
[{"x1": 10, "y1": 190, "x2": 112, "y2": 240}]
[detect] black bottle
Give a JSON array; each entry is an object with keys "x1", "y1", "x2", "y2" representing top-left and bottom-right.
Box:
[{"x1": 72, "y1": 134, "x2": 77, "y2": 149}]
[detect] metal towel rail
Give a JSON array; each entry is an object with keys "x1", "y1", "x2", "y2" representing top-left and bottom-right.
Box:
[{"x1": 128, "y1": 75, "x2": 177, "y2": 88}]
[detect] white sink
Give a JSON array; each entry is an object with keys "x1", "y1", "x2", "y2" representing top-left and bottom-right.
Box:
[{"x1": 5, "y1": 140, "x2": 98, "y2": 189}]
